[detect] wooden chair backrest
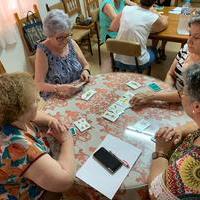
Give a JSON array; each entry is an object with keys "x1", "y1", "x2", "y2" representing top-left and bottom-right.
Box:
[
  {"x1": 85, "y1": 0, "x2": 99, "y2": 17},
  {"x1": 62, "y1": 0, "x2": 81, "y2": 16},
  {"x1": 106, "y1": 39, "x2": 141, "y2": 57},
  {"x1": 0, "y1": 61, "x2": 6, "y2": 74},
  {"x1": 14, "y1": 4, "x2": 41, "y2": 56},
  {"x1": 46, "y1": 2, "x2": 65, "y2": 12}
]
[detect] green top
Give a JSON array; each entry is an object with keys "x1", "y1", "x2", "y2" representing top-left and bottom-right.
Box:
[{"x1": 99, "y1": 0, "x2": 126, "y2": 43}]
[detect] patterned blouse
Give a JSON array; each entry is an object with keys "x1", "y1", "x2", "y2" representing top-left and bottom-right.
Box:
[
  {"x1": 0, "y1": 124, "x2": 49, "y2": 200},
  {"x1": 174, "y1": 44, "x2": 189, "y2": 91},
  {"x1": 37, "y1": 39, "x2": 83, "y2": 100},
  {"x1": 166, "y1": 130, "x2": 200, "y2": 199}
]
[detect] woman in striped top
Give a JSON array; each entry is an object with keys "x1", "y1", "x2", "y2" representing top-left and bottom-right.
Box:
[{"x1": 130, "y1": 12, "x2": 200, "y2": 107}]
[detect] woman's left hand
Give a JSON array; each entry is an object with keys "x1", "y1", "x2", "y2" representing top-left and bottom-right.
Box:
[
  {"x1": 48, "y1": 118, "x2": 66, "y2": 135},
  {"x1": 155, "y1": 127, "x2": 175, "y2": 154},
  {"x1": 81, "y1": 69, "x2": 90, "y2": 82}
]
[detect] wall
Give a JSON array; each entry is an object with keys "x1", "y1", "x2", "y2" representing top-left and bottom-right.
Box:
[{"x1": 0, "y1": 0, "x2": 85, "y2": 73}]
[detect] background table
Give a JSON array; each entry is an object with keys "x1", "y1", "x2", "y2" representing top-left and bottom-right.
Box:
[
  {"x1": 149, "y1": 6, "x2": 189, "y2": 44},
  {"x1": 43, "y1": 73, "x2": 191, "y2": 200}
]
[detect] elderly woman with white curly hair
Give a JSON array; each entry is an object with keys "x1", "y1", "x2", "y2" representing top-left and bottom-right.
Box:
[{"x1": 35, "y1": 9, "x2": 91, "y2": 99}]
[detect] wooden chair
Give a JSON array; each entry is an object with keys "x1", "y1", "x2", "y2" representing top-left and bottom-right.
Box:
[
  {"x1": 46, "y1": 2, "x2": 93, "y2": 56},
  {"x1": 14, "y1": 4, "x2": 41, "y2": 56},
  {"x1": 0, "y1": 60, "x2": 6, "y2": 74},
  {"x1": 106, "y1": 39, "x2": 151, "y2": 75},
  {"x1": 84, "y1": 0, "x2": 102, "y2": 65}
]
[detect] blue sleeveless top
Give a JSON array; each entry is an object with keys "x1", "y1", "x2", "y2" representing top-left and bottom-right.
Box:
[{"x1": 37, "y1": 39, "x2": 83, "y2": 99}]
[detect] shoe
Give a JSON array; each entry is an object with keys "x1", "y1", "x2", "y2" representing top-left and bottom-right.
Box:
[{"x1": 158, "y1": 48, "x2": 167, "y2": 60}]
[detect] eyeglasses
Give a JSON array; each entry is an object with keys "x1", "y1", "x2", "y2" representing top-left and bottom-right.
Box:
[
  {"x1": 188, "y1": 32, "x2": 200, "y2": 40},
  {"x1": 55, "y1": 33, "x2": 72, "y2": 42}
]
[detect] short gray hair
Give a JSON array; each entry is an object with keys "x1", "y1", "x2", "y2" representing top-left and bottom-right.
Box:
[
  {"x1": 189, "y1": 10, "x2": 200, "y2": 27},
  {"x1": 43, "y1": 9, "x2": 72, "y2": 37},
  {"x1": 184, "y1": 63, "x2": 200, "y2": 101}
]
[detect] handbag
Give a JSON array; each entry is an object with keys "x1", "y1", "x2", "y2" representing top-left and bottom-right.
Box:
[
  {"x1": 23, "y1": 11, "x2": 46, "y2": 53},
  {"x1": 75, "y1": 13, "x2": 93, "y2": 26}
]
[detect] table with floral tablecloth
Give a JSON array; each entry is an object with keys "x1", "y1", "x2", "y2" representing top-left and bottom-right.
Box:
[{"x1": 43, "y1": 73, "x2": 191, "y2": 200}]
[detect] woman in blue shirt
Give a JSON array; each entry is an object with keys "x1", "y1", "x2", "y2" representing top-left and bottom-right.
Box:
[{"x1": 99, "y1": 0, "x2": 136, "y2": 43}]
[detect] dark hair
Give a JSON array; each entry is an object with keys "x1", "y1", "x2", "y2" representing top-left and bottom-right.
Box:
[
  {"x1": 140, "y1": 0, "x2": 156, "y2": 7},
  {"x1": 184, "y1": 63, "x2": 200, "y2": 101}
]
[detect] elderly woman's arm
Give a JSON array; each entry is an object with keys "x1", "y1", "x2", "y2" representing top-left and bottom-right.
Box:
[
  {"x1": 72, "y1": 40, "x2": 91, "y2": 82},
  {"x1": 35, "y1": 48, "x2": 82, "y2": 95},
  {"x1": 24, "y1": 129, "x2": 76, "y2": 192},
  {"x1": 164, "y1": 58, "x2": 178, "y2": 86},
  {"x1": 103, "y1": 3, "x2": 117, "y2": 20}
]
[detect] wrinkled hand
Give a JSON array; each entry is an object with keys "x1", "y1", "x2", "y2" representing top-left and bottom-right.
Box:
[
  {"x1": 58, "y1": 84, "x2": 82, "y2": 97},
  {"x1": 48, "y1": 118, "x2": 66, "y2": 135},
  {"x1": 156, "y1": 127, "x2": 182, "y2": 145},
  {"x1": 81, "y1": 70, "x2": 90, "y2": 82},
  {"x1": 129, "y1": 92, "x2": 154, "y2": 107},
  {"x1": 155, "y1": 127, "x2": 177, "y2": 154},
  {"x1": 48, "y1": 120, "x2": 73, "y2": 144}
]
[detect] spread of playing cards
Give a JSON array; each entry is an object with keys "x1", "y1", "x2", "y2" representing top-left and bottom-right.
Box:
[{"x1": 44, "y1": 72, "x2": 186, "y2": 200}]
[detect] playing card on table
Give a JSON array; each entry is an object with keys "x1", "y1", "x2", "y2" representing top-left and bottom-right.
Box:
[
  {"x1": 147, "y1": 82, "x2": 162, "y2": 92},
  {"x1": 74, "y1": 118, "x2": 91, "y2": 132},
  {"x1": 130, "y1": 119, "x2": 151, "y2": 132},
  {"x1": 126, "y1": 81, "x2": 142, "y2": 90},
  {"x1": 102, "y1": 111, "x2": 120, "y2": 122},
  {"x1": 123, "y1": 91, "x2": 134, "y2": 100},
  {"x1": 81, "y1": 89, "x2": 96, "y2": 101},
  {"x1": 115, "y1": 98, "x2": 131, "y2": 110},
  {"x1": 108, "y1": 103, "x2": 124, "y2": 115},
  {"x1": 69, "y1": 127, "x2": 78, "y2": 136}
]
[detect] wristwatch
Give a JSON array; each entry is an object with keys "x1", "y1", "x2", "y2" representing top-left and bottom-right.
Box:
[{"x1": 152, "y1": 152, "x2": 169, "y2": 160}]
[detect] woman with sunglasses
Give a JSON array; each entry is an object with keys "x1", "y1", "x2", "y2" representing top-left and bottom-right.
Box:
[
  {"x1": 35, "y1": 10, "x2": 91, "y2": 100},
  {"x1": 130, "y1": 12, "x2": 200, "y2": 107},
  {"x1": 148, "y1": 63, "x2": 200, "y2": 199}
]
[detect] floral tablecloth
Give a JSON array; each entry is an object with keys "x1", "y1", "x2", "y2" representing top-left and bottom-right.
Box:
[{"x1": 43, "y1": 73, "x2": 191, "y2": 200}]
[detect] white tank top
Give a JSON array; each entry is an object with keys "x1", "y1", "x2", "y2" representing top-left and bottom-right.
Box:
[{"x1": 115, "y1": 6, "x2": 159, "y2": 66}]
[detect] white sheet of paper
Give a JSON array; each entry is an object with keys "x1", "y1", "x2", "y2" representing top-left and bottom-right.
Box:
[{"x1": 76, "y1": 134, "x2": 141, "y2": 199}]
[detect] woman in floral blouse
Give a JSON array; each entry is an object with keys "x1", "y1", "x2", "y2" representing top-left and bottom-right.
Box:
[
  {"x1": 149, "y1": 63, "x2": 200, "y2": 199},
  {"x1": 0, "y1": 72, "x2": 76, "y2": 199}
]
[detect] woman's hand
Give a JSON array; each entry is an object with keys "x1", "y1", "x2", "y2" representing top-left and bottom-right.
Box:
[
  {"x1": 50, "y1": 129, "x2": 73, "y2": 144},
  {"x1": 156, "y1": 127, "x2": 183, "y2": 145},
  {"x1": 155, "y1": 127, "x2": 176, "y2": 154},
  {"x1": 58, "y1": 84, "x2": 82, "y2": 97},
  {"x1": 48, "y1": 118, "x2": 66, "y2": 135},
  {"x1": 81, "y1": 69, "x2": 90, "y2": 82},
  {"x1": 129, "y1": 92, "x2": 154, "y2": 107}
]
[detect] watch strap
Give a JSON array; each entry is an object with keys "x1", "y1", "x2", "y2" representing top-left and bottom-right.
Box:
[{"x1": 152, "y1": 152, "x2": 169, "y2": 160}]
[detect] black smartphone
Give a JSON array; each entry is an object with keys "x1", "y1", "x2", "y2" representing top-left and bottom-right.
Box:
[{"x1": 93, "y1": 147, "x2": 123, "y2": 174}]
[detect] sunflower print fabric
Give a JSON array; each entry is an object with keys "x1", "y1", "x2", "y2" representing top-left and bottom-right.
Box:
[
  {"x1": 166, "y1": 130, "x2": 200, "y2": 199},
  {"x1": 0, "y1": 124, "x2": 49, "y2": 200}
]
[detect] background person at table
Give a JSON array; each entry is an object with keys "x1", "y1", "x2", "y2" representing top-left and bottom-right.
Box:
[
  {"x1": 148, "y1": 63, "x2": 200, "y2": 199},
  {"x1": 99, "y1": 0, "x2": 136, "y2": 43},
  {"x1": 130, "y1": 12, "x2": 200, "y2": 106},
  {"x1": 0, "y1": 72, "x2": 76, "y2": 199},
  {"x1": 156, "y1": 0, "x2": 171, "y2": 6},
  {"x1": 110, "y1": 0, "x2": 168, "y2": 72},
  {"x1": 35, "y1": 9, "x2": 91, "y2": 100}
]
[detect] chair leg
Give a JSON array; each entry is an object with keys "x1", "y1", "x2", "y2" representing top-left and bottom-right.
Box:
[
  {"x1": 88, "y1": 33, "x2": 93, "y2": 56},
  {"x1": 98, "y1": 43, "x2": 101, "y2": 66},
  {"x1": 147, "y1": 65, "x2": 151, "y2": 75}
]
